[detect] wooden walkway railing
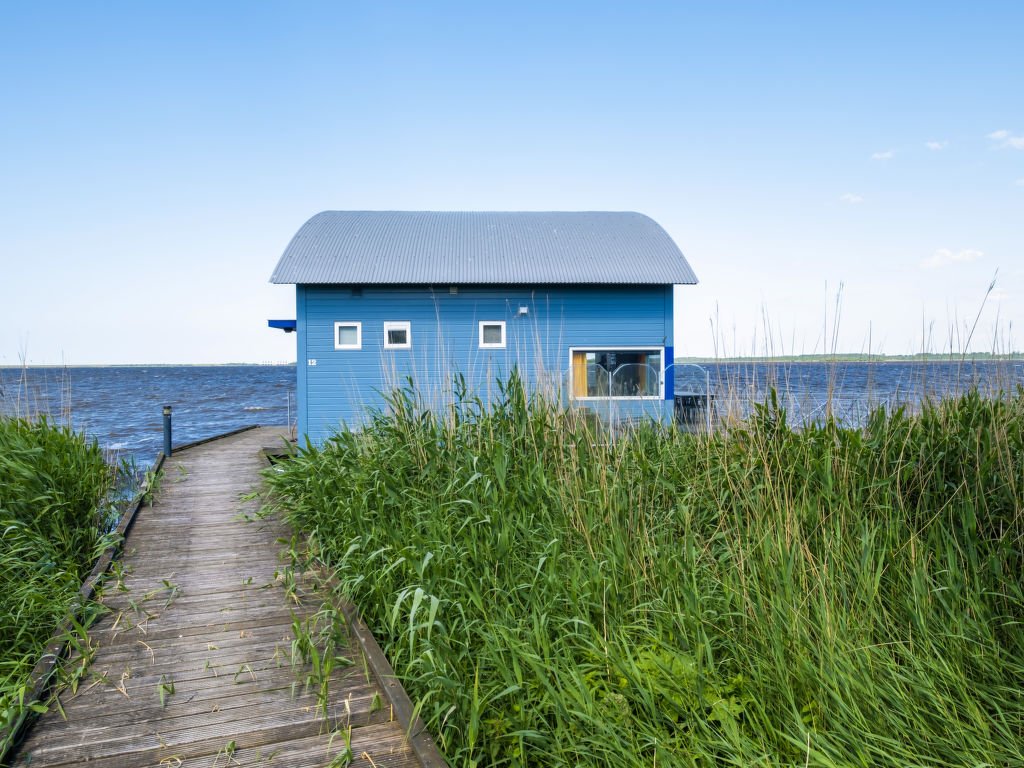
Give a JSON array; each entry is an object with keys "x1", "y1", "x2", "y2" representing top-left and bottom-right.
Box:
[{"x1": 11, "y1": 426, "x2": 442, "y2": 768}]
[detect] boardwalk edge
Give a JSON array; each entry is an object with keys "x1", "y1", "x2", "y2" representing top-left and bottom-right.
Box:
[
  {"x1": 0, "y1": 449, "x2": 165, "y2": 767},
  {"x1": 341, "y1": 603, "x2": 451, "y2": 768},
  {"x1": 1, "y1": 423, "x2": 261, "y2": 766}
]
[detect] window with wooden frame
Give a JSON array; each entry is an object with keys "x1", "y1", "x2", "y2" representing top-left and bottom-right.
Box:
[
  {"x1": 334, "y1": 322, "x2": 362, "y2": 350},
  {"x1": 479, "y1": 321, "x2": 506, "y2": 349},
  {"x1": 570, "y1": 348, "x2": 662, "y2": 399},
  {"x1": 383, "y1": 321, "x2": 411, "y2": 349}
]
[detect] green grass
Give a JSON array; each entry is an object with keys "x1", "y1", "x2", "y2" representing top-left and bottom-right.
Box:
[
  {"x1": 262, "y1": 375, "x2": 1024, "y2": 767},
  {"x1": 0, "y1": 415, "x2": 119, "y2": 747}
]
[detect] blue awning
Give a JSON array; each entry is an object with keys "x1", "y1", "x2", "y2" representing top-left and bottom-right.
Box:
[{"x1": 268, "y1": 319, "x2": 296, "y2": 332}]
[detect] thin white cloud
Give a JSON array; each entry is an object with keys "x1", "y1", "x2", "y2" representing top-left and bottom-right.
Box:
[
  {"x1": 871, "y1": 150, "x2": 895, "y2": 160},
  {"x1": 840, "y1": 193, "x2": 863, "y2": 203},
  {"x1": 921, "y1": 248, "x2": 984, "y2": 268},
  {"x1": 1015, "y1": 178, "x2": 1024, "y2": 186},
  {"x1": 924, "y1": 141, "x2": 948, "y2": 150},
  {"x1": 988, "y1": 129, "x2": 1024, "y2": 149}
]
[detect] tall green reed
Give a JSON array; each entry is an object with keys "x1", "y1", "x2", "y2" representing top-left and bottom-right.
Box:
[
  {"x1": 263, "y1": 374, "x2": 1024, "y2": 767},
  {"x1": 0, "y1": 415, "x2": 118, "y2": 748}
]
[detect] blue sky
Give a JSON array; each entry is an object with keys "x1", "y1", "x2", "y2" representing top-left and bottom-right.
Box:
[{"x1": 1, "y1": 1, "x2": 1021, "y2": 364}]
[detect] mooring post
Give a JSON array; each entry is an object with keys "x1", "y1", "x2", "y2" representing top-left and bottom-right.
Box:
[{"x1": 163, "y1": 405, "x2": 172, "y2": 456}]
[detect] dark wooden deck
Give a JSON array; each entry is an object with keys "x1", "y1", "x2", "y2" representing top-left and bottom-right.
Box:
[{"x1": 12, "y1": 427, "x2": 429, "y2": 768}]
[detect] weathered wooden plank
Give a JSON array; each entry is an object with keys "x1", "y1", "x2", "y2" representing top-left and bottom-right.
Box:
[
  {"x1": 180, "y1": 723, "x2": 421, "y2": 768},
  {"x1": 15, "y1": 708, "x2": 363, "y2": 767},
  {"x1": 99, "y1": 586, "x2": 305, "y2": 615},
  {"x1": 18, "y1": 721, "x2": 417, "y2": 768},
  {"x1": 20, "y1": 688, "x2": 390, "y2": 760},
  {"x1": 92, "y1": 602, "x2": 320, "y2": 633},
  {"x1": 87, "y1": 615, "x2": 299, "y2": 644},
  {"x1": 66, "y1": 638, "x2": 305, "y2": 677},
  {"x1": 86, "y1": 608, "x2": 322, "y2": 646},
  {"x1": 52, "y1": 663, "x2": 376, "y2": 719},
  {"x1": 69, "y1": 628, "x2": 360, "y2": 673},
  {"x1": 99, "y1": 578, "x2": 290, "y2": 599}
]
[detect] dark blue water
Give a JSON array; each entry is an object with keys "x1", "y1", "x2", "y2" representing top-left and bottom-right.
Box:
[
  {"x1": 2, "y1": 362, "x2": 1021, "y2": 464},
  {"x1": 0, "y1": 366, "x2": 295, "y2": 465}
]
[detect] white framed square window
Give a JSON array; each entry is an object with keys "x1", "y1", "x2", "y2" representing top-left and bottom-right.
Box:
[
  {"x1": 334, "y1": 321, "x2": 362, "y2": 350},
  {"x1": 383, "y1": 321, "x2": 411, "y2": 349},
  {"x1": 479, "y1": 321, "x2": 506, "y2": 349}
]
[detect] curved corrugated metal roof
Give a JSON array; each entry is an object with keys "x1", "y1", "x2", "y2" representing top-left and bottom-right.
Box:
[{"x1": 269, "y1": 211, "x2": 697, "y2": 285}]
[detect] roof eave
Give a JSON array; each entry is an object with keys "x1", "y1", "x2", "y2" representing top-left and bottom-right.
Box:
[{"x1": 270, "y1": 278, "x2": 699, "y2": 286}]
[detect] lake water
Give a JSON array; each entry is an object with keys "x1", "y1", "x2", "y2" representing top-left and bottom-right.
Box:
[
  {"x1": 1, "y1": 361, "x2": 1021, "y2": 465},
  {"x1": 0, "y1": 366, "x2": 295, "y2": 465}
]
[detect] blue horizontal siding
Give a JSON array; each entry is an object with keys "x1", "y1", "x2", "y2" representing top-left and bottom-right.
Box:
[{"x1": 297, "y1": 284, "x2": 672, "y2": 442}]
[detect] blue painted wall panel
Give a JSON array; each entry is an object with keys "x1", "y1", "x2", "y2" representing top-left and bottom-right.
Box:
[
  {"x1": 296, "y1": 285, "x2": 309, "y2": 442},
  {"x1": 663, "y1": 285, "x2": 675, "y2": 400},
  {"x1": 297, "y1": 284, "x2": 673, "y2": 442}
]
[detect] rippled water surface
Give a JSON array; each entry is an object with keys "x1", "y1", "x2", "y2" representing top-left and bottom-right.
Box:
[{"x1": 1, "y1": 366, "x2": 295, "y2": 465}]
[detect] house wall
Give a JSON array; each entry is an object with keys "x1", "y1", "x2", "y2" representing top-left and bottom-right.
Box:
[{"x1": 295, "y1": 283, "x2": 674, "y2": 444}]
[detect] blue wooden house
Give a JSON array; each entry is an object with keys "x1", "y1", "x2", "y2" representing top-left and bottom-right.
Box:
[{"x1": 269, "y1": 211, "x2": 697, "y2": 443}]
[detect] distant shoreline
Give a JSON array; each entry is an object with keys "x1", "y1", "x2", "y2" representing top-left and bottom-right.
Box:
[
  {"x1": 0, "y1": 363, "x2": 298, "y2": 369},
  {"x1": 3, "y1": 355, "x2": 1023, "y2": 369},
  {"x1": 676, "y1": 354, "x2": 1023, "y2": 363}
]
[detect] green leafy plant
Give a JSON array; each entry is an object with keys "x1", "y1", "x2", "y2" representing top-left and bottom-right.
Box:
[{"x1": 157, "y1": 674, "x2": 175, "y2": 709}]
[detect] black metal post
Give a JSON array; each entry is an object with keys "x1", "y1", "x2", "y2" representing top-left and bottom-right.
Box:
[{"x1": 163, "y1": 405, "x2": 172, "y2": 456}]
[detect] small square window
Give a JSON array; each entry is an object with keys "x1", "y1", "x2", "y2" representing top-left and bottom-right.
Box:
[
  {"x1": 384, "y1": 321, "x2": 411, "y2": 349},
  {"x1": 334, "y1": 322, "x2": 362, "y2": 350},
  {"x1": 479, "y1": 321, "x2": 506, "y2": 349}
]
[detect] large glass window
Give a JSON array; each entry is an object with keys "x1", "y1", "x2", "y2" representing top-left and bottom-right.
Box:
[{"x1": 571, "y1": 349, "x2": 662, "y2": 398}]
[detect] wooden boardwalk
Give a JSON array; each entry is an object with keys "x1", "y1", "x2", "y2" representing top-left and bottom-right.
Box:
[{"x1": 13, "y1": 427, "x2": 426, "y2": 768}]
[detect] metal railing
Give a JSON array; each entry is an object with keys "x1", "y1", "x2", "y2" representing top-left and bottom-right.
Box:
[{"x1": 665, "y1": 363, "x2": 713, "y2": 433}]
